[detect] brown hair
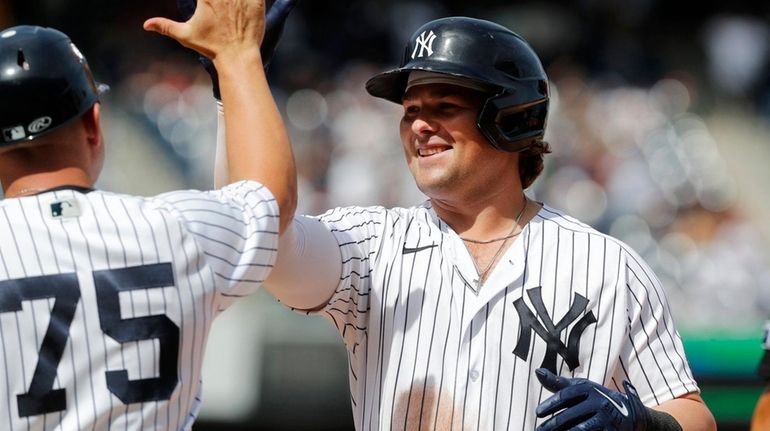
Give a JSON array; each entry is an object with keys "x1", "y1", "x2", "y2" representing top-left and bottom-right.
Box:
[{"x1": 518, "y1": 140, "x2": 551, "y2": 189}]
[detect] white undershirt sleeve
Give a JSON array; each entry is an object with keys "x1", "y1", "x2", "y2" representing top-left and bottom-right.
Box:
[
  {"x1": 214, "y1": 100, "x2": 229, "y2": 188},
  {"x1": 215, "y1": 101, "x2": 341, "y2": 310},
  {"x1": 263, "y1": 215, "x2": 342, "y2": 310}
]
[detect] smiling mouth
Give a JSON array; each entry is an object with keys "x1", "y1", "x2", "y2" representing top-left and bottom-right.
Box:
[{"x1": 418, "y1": 147, "x2": 451, "y2": 157}]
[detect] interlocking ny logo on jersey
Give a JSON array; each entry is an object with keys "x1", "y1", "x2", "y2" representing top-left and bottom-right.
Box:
[
  {"x1": 513, "y1": 287, "x2": 597, "y2": 373},
  {"x1": 412, "y1": 30, "x2": 437, "y2": 59}
]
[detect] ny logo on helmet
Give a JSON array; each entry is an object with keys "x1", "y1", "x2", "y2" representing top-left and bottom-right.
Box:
[{"x1": 411, "y1": 30, "x2": 437, "y2": 59}]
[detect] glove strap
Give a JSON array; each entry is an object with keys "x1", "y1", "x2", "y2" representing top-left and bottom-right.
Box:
[
  {"x1": 623, "y1": 381, "x2": 683, "y2": 431},
  {"x1": 646, "y1": 409, "x2": 684, "y2": 431}
]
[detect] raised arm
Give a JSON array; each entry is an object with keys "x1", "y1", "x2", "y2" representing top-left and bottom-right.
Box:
[
  {"x1": 192, "y1": 1, "x2": 341, "y2": 310},
  {"x1": 144, "y1": 0, "x2": 297, "y2": 233}
]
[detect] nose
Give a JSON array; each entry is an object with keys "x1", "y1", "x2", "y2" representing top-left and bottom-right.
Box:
[{"x1": 411, "y1": 115, "x2": 438, "y2": 136}]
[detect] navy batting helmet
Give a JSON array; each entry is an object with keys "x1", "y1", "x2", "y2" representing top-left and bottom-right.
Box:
[
  {"x1": 0, "y1": 25, "x2": 108, "y2": 146},
  {"x1": 366, "y1": 17, "x2": 549, "y2": 152}
]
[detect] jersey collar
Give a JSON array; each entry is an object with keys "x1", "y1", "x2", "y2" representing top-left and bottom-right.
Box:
[{"x1": 31, "y1": 185, "x2": 96, "y2": 195}]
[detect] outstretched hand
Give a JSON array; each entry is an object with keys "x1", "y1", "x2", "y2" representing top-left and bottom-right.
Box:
[
  {"x1": 144, "y1": 0, "x2": 267, "y2": 61},
  {"x1": 170, "y1": 0, "x2": 297, "y2": 99},
  {"x1": 535, "y1": 368, "x2": 650, "y2": 431}
]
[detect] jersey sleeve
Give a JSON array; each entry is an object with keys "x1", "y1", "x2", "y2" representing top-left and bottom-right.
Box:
[
  {"x1": 616, "y1": 247, "x2": 699, "y2": 406},
  {"x1": 157, "y1": 180, "x2": 280, "y2": 299},
  {"x1": 305, "y1": 206, "x2": 390, "y2": 349}
]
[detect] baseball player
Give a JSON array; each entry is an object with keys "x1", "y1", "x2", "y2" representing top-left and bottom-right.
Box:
[
  {"x1": 214, "y1": 16, "x2": 716, "y2": 431},
  {"x1": 0, "y1": 0, "x2": 296, "y2": 429},
  {"x1": 751, "y1": 321, "x2": 770, "y2": 430}
]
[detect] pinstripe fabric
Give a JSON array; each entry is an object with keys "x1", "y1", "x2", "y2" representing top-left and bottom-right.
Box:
[
  {"x1": 0, "y1": 180, "x2": 278, "y2": 431},
  {"x1": 306, "y1": 202, "x2": 697, "y2": 431}
]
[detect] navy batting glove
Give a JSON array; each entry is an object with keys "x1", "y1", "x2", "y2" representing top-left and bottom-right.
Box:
[
  {"x1": 262, "y1": 0, "x2": 296, "y2": 67},
  {"x1": 176, "y1": 0, "x2": 297, "y2": 99},
  {"x1": 535, "y1": 368, "x2": 650, "y2": 431}
]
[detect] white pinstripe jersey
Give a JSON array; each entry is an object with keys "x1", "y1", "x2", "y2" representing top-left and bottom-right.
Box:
[
  {"x1": 309, "y1": 201, "x2": 698, "y2": 431},
  {"x1": 0, "y1": 180, "x2": 278, "y2": 431}
]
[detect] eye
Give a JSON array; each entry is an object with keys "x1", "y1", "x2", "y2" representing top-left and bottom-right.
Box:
[
  {"x1": 438, "y1": 102, "x2": 462, "y2": 111},
  {"x1": 402, "y1": 104, "x2": 419, "y2": 120}
]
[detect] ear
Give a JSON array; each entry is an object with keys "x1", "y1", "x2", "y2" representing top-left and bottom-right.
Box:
[
  {"x1": 82, "y1": 103, "x2": 103, "y2": 149},
  {"x1": 80, "y1": 103, "x2": 105, "y2": 181}
]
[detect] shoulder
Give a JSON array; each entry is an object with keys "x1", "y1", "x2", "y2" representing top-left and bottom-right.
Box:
[
  {"x1": 533, "y1": 204, "x2": 642, "y2": 262},
  {"x1": 154, "y1": 180, "x2": 273, "y2": 202},
  {"x1": 150, "y1": 180, "x2": 276, "y2": 213},
  {"x1": 84, "y1": 189, "x2": 154, "y2": 210},
  {"x1": 535, "y1": 204, "x2": 599, "y2": 234},
  {"x1": 314, "y1": 202, "x2": 431, "y2": 229}
]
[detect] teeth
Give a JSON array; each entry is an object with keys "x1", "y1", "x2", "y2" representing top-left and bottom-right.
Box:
[{"x1": 419, "y1": 147, "x2": 447, "y2": 157}]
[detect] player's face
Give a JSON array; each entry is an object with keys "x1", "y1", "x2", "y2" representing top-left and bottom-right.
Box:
[{"x1": 399, "y1": 84, "x2": 520, "y2": 202}]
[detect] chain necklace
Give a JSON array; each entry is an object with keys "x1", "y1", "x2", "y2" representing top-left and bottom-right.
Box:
[
  {"x1": 460, "y1": 196, "x2": 528, "y2": 244},
  {"x1": 465, "y1": 196, "x2": 528, "y2": 290}
]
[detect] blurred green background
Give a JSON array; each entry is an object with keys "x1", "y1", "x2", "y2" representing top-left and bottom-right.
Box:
[{"x1": 3, "y1": 0, "x2": 770, "y2": 429}]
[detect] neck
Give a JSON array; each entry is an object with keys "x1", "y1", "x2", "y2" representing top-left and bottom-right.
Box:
[
  {"x1": 3, "y1": 169, "x2": 94, "y2": 198},
  {"x1": 431, "y1": 187, "x2": 530, "y2": 241}
]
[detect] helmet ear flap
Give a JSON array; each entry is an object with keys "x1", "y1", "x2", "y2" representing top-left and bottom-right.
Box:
[{"x1": 477, "y1": 92, "x2": 548, "y2": 152}]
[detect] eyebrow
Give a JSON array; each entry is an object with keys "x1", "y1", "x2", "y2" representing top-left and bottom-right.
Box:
[{"x1": 402, "y1": 88, "x2": 457, "y2": 103}]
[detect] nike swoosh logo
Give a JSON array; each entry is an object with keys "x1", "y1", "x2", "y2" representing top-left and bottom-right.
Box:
[
  {"x1": 402, "y1": 244, "x2": 437, "y2": 254},
  {"x1": 594, "y1": 388, "x2": 629, "y2": 417}
]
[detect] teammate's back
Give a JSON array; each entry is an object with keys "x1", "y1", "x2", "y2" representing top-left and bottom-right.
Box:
[
  {"x1": 0, "y1": 185, "x2": 277, "y2": 430},
  {"x1": 0, "y1": 0, "x2": 298, "y2": 428}
]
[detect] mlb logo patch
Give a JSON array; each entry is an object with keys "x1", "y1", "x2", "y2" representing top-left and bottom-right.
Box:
[
  {"x1": 2, "y1": 126, "x2": 26, "y2": 142},
  {"x1": 50, "y1": 199, "x2": 81, "y2": 219}
]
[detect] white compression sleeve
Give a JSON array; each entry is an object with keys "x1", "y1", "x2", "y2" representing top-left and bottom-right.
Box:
[
  {"x1": 214, "y1": 100, "x2": 229, "y2": 188},
  {"x1": 216, "y1": 101, "x2": 337, "y2": 307},
  {"x1": 263, "y1": 215, "x2": 342, "y2": 310}
]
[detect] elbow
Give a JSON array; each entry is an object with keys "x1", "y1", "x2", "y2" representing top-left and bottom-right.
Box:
[
  {"x1": 695, "y1": 398, "x2": 717, "y2": 431},
  {"x1": 705, "y1": 412, "x2": 717, "y2": 431},
  {"x1": 276, "y1": 180, "x2": 298, "y2": 235},
  {"x1": 656, "y1": 393, "x2": 716, "y2": 431}
]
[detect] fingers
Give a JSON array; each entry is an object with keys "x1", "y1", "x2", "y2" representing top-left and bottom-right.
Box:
[
  {"x1": 535, "y1": 369, "x2": 593, "y2": 418},
  {"x1": 535, "y1": 368, "x2": 573, "y2": 392},
  {"x1": 536, "y1": 405, "x2": 598, "y2": 431},
  {"x1": 145, "y1": 0, "x2": 264, "y2": 60},
  {"x1": 622, "y1": 381, "x2": 639, "y2": 399},
  {"x1": 143, "y1": 17, "x2": 187, "y2": 41},
  {"x1": 536, "y1": 383, "x2": 589, "y2": 417}
]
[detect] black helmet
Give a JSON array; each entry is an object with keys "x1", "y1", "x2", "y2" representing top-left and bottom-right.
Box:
[
  {"x1": 0, "y1": 25, "x2": 108, "y2": 146},
  {"x1": 366, "y1": 17, "x2": 549, "y2": 152}
]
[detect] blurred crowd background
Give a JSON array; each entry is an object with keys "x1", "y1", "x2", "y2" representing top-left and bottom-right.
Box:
[{"x1": 3, "y1": 0, "x2": 770, "y2": 429}]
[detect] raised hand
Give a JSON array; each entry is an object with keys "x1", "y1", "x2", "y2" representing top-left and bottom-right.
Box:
[
  {"x1": 144, "y1": 0, "x2": 267, "y2": 63},
  {"x1": 174, "y1": 0, "x2": 297, "y2": 98}
]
